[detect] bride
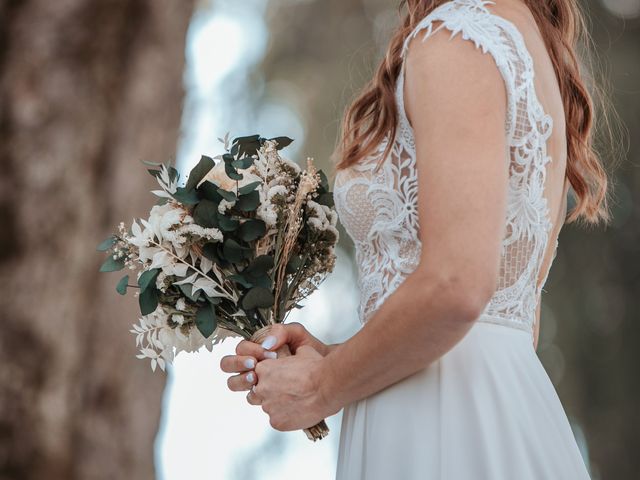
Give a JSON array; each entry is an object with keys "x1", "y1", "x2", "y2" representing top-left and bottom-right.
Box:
[{"x1": 219, "y1": 0, "x2": 611, "y2": 477}]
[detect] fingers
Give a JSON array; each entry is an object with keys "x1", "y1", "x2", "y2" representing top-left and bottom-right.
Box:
[
  {"x1": 227, "y1": 370, "x2": 257, "y2": 392},
  {"x1": 219, "y1": 354, "x2": 257, "y2": 373},
  {"x1": 246, "y1": 386, "x2": 262, "y2": 405},
  {"x1": 235, "y1": 339, "x2": 278, "y2": 360}
]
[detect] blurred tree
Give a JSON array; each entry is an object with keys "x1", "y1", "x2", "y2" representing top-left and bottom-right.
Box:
[
  {"x1": 254, "y1": 0, "x2": 640, "y2": 479},
  {"x1": 0, "y1": 1, "x2": 194, "y2": 479}
]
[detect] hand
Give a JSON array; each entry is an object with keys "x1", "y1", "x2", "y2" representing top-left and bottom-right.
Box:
[
  {"x1": 219, "y1": 322, "x2": 335, "y2": 402},
  {"x1": 252, "y1": 344, "x2": 337, "y2": 432}
]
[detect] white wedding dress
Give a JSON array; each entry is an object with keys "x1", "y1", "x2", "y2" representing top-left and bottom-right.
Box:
[{"x1": 331, "y1": 1, "x2": 591, "y2": 478}]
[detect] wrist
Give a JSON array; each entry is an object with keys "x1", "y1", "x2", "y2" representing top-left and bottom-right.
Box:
[{"x1": 315, "y1": 350, "x2": 344, "y2": 417}]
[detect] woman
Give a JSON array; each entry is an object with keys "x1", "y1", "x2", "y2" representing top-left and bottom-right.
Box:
[{"x1": 219, "y1": 0, "x2": 612, "y2": 477}]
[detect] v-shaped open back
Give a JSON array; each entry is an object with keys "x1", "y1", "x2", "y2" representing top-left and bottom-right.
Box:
[{"x1": 333, "y1": 0, "x2": 568, "y2": 333}]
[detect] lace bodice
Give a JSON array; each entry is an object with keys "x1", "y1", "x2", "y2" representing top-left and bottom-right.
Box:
[{"x1": 333, "y1": 0, "x2": 559, "y2": 333}]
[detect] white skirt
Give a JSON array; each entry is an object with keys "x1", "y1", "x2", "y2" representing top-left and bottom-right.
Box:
[{"x1": 335, "y1": 321, "x2": 591, "y2": 479}]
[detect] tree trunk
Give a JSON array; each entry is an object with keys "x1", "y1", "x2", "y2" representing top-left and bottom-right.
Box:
[{"x1": 0, "y1": 1, "x2": 194, "y2": 479}]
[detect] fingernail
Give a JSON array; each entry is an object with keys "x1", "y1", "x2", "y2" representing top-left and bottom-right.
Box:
[
  {"x1": 244, "y1": 358, "x2": 256, "y2": 369},
  {"x1": 261, "y1": 335, "x2": 277, "y2": 350},
  {"x1": 246, "y1": 372, "x2": 255, "y2": 383},
  {"x1": 264, "y1": 351, "x2": 277, "y2": 359}
]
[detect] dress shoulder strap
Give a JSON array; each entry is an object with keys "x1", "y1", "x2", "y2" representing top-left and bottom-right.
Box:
[{"x1": 395, "y1": 0, "x2": 542, "y2": 144}]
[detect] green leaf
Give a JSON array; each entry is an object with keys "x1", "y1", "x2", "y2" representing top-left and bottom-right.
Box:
[
  {"x1": 238, "y1": 218, "x2": 266, "y2": 241},
  {"x1": 193, "y1": 199, "x2": 219, "y2": 228},
  {"x1": 251, "y1": 275, "x2": 273, "y2": 290},
  {"x1": 315, "y1": 192, "x2": 334, "y2": 208},
  {"x1": 217, "y1": 188, "x2": 236, "y2": 202},
  {"x1": 97, "y1": 236, "x2": 117, "y2": 252},
  {"x1": 168, "y1": 166, "x2": 179, "y2": 183},
  {"x1": 138, "y1": 268, "x2": 160, "y2": 293},
  {"x1": 147, "y1": 168, "x2": 161, "y2": 179},
  {"x1": 100, "y1": 256, "x2": 125, "y2": 272},
  {"x1": 195, "y1": 303, "x2": 217, "y2": 338},
  {"x1": 232, "y1": 134, "x2": 262, "y2": 157},
  {"x1": 285, "y1": 255, "x2": 305, "y2": 274},
  {"x1": 185, "y1": 155, "x2": 215, "y2": 191},
  {"x1": 116, "y1": 275, "x2": 129, "y2": 295},
  {"x1": 228, "y1": 274, "x2": 253, "y2": 289},
  {"x1": 203, "y1": 294, "x2": 223, "y2": 305},
  {"x1": 238, "y1": 180, "x2": 261, "y2": 195},
  {"x1": 232, "y1": 156, "x2": 254, "y2": 169},
  {"x1": 236, "y1": 190, "x2": 260, "y2": 211},
  {"x1": 241, "y1": 286, "x2": 275, "y2": 310},
  {"x1": 269, "y1": 136, "x2": 293, "y2": 149},
  {"x1": 245, "y1": 254, "x2": 274, "y2": 277},
  {"x1": 178, "y1": 283, "x2": 201, "y2": 302},
  {"x1": 222, "y1": 238, "x2": 247, "y2": 263},
  {"x1": 173, "y1": 186, "x2": 200, "y2": 205},
  {"x1": 317, "y1": 169, "x2": 329, "y2": 191},
  {"x1": 218, "y1": 214, "x2": 240, "y2": 232},
  {"x1": 202, "y1": 242, "x2": 220, "y2": 262},
  {"x1": 197, "y1": 181, "x2": 224, "y2": 203},
  {"x1": 139, "y1": 287, "x2": 159, "y2": 315},
  {"x1": 224, "y1": 161, "x2": 243, "y2": 181}
]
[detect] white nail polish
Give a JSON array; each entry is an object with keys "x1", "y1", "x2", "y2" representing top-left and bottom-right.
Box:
[
  {"x1": 261, "y1": 335, "x2": 277, "y2": 350},
  {"x1": 246, "y1": 372, "x2": 255, "y2": 383},
  {"x1": 244, "y1": 358, "x2": 255, "y2": 369},
  {"x1": 264, "y1": 351, "x2": 277, "y2": 359}
]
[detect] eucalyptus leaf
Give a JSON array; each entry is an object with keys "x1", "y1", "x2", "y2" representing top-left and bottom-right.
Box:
[
  {"x1": 238, "y1": 219, "x2": 266, "y2": 241},
  {"x1": 224, "y1": 161, "x2": 243, "y2": 181},
  {"x1": 223, "y1": 238, "x2": 247, "y2": 263},
  {"x1": 269, "y1": 136, "x2": 293, "y2": 149},
  {"x1": 100, "y1": 256, "x2": 125, "y2": 272},
  {"x1": 193, "y1": 199, "x2": 219, "y2": 228},
  {"x1": 228, "y1": 274, "x2": 253, "y2": 289},
  {"x1": 236, "y1": 190, "x2": 260, "y2": 211},
  {"x1": 116, "y1": 275, "x2": 129, "y2": 295},
  {"x1": 195, "y1": 304, "x2": 217, "y2": 338},
  {"x1": 316, "y1": 192, "x2": 334, "y2": 208},
  {"x1": 178, "y1": 283, "x2": 201, "y2": 302},
  {"x1": 218, "y1": 215, "x2": 240, "y2": 232},
  {"x1": 251, "y1": 275, "x2": 273, "y2": 290},
  {"x1": 204, "y1": 294, "x2": 223, "y2": 305},
  {"x1": 217, "y1": 188, "x2": 237, "y2": 202},
  {"x1": 139, "y1": 287, "x2": 159, "y2": 315},
  {"x1": 202, "y1": 242, "x2": 220, "y2": 262},
  {"x1": 138, "y1": 268, "x2": 160, "y2": 293},
  {"x1": 241, "y1": 286, "x2": 275, "y2": 310},
  {"x1": 317, "y1": 169, "x2": 329, "y2": 191},
  {"x1": 232, "y1": 156, "x2": 254, "y2": 169},
  {"x1": 173, "y1": 186, "x2": 200, "y2": 205},
  {"x1": 97, "y1": 236, "x2": 117, "y2": 252},
  {"x1": 245, "y1": 255, "x2": 274, "y2": 277},
  {"x1": 185, "y1": 155, "x2": 215, "y2": 191},
  {"x1": 197, "y1": 182, "x2": 224, "y2": 203},
  {"x1": 285, "y1": 255, "x2": 305, "y2": 274},
  {"x1": 238, "y1": 180, "x2": 261, "y2": 195}
]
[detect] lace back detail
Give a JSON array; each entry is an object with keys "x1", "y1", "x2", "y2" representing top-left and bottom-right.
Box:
[{"x1": 333, "y1": 0, "x2": 555, "y2": 332}]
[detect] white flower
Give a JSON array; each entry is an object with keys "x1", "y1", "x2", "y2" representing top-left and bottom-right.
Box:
[
  {"x1": 176, "y1": 297, "x2": 186, "y2": 311},
  {"x1": 218, "y1": 198, "x2": 236, "y2": 214},
  {"x1": 172, "y1": 314, "x2": 185, "y2": 325}
]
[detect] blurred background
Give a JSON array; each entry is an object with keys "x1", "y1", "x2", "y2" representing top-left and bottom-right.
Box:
[{"x1": 0, "y1": 0, "x2": 637, "y2": 479}]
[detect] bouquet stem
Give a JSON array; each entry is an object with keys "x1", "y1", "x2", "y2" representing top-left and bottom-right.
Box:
[{"x1": 249, "y1": 325, "x2": 330, "y2": 441}]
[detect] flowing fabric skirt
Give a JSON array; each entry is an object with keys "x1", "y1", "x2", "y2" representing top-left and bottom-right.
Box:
[{"x1": 335, "y1": 321, "x2": 591, "y2": 480}]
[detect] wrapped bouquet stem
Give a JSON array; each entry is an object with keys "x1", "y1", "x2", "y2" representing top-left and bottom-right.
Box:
[{"x1": 97, "y1": 134, "x2": 338, "y2": 441}]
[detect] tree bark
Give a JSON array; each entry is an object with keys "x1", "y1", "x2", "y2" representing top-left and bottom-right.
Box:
[{"x1": 0, "y1": 1, "x2": 194, "y2": 479}]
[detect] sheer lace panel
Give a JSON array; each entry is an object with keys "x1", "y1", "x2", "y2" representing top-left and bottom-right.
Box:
[{"x1": 333, "y1": 0, "x2": 558, "y2": 332}]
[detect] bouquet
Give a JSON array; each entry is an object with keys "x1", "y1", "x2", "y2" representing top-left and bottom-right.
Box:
[{"x1": 97, "y1": 134, "x2": 339, "y2": 440}]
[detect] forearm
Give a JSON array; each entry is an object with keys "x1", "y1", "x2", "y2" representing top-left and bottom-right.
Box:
[{"x1": 319, "y1": 269, "x2": 479, "y2": 415}]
